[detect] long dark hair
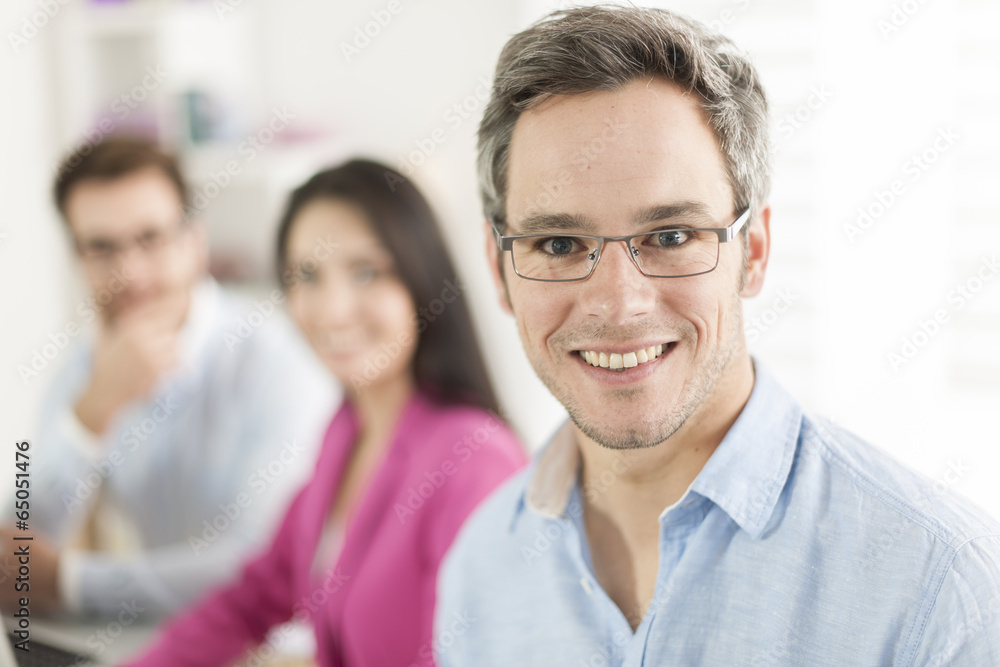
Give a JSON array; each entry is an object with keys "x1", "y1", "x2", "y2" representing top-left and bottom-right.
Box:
[{"x1": 276, "y1": 159, "x2": 500, "y2": 415}]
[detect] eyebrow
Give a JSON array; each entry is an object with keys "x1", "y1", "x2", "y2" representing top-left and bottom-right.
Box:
[
  {"x1": 516, "y1": 212, "x2": 591, "y2": 235},
  {"x1": 634, "y1": 201, "x2": 715, "y2": 226},
  {"x1": 512, "y1": 201, "x2": 715, "y2": 235},
  {"x1": 77, "y1": 219, "x2": 181, "y2": 242},
  {"x1": 288, "y1": 243, "x2": 391, "y2": 266}
]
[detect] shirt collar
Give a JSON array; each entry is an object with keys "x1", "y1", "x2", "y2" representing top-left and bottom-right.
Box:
[
  {"x1": 181, "y1": 278, "x2": 220, "y2": 359},
  {"x1": 518, "y1": 360, "x2": 802, "y2": 539},
  {"x1": 158, "y1": 278, "x2": 221, "y2": 391},
  {"x1": 686, "y1": 361, "x2": 802, "y2": 538},
  {"x1": 524, "y1": 419, "x2": 578, "y2": 519}
]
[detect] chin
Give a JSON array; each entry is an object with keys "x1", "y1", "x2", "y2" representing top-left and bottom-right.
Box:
[
  {"x1": 562, "y1": 380, "x2": 694, "y2": 450},
  {"x1": 105, "y1": 302, "x2": 138, "y2": 322},
  {"x1": 571, "y1": 412, "x2": 680, "y2": 450},
  {"x1": 108, "y1": 292, "x2": 160, "y2": 316}
]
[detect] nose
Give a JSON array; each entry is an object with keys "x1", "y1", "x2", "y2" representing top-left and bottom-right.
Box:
[
  {"x1": 579, "y1": 239, "x2": 655, "y2": 324},
  {"x1": 115, "y1": 244, "x2": 154, "y2": 288},
  {"x1": 313, "y1": 272, "x2": 361, "y2": 328}
]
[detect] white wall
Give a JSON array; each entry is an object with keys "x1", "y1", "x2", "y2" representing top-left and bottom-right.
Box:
[
  {"x1": 0, "y1": 0, "x2": 69, "y2": 489},
  {"x1": 245, "y1": 0, "x2": 568, "y2": 445},
  {"x1": 3, "y1": 0, "x2": 998, "y2": 520},
  {"x1": 527, "y1": 0, "x2": 1000, "y2": 515}
]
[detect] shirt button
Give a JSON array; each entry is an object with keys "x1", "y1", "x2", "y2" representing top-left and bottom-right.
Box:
[{"x1": 580, "y1": 577, "x2": 595, "y2": 595}]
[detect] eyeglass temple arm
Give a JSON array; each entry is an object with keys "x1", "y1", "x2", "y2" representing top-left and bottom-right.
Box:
[
  {"x1": 492, "y1": 223, "x2": 514, "y2": 251},
  {"x1": 724, "y1": 208, "x2": 753, "y2": 242}
]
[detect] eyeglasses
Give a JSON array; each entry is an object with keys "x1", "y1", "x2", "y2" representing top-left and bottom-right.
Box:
[
  {"x1": 492, "y1": 208, "x2": 751, "y2": 282},
  {"x1": 75, "y1": 219, "x2": 190, "y2": 266}
]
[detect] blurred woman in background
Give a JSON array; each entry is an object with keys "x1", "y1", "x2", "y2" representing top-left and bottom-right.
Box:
[{"x1": 129, "y1": 159, "x2": 526, "y2": 666}]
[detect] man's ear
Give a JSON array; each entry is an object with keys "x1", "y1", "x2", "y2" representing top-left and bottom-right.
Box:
[
  {"x1": 485, "y1": 221, "x2": 514, "y2": 315},
  {"x1": 740, "y1": 203, "x2": 771, "y2": 298}
]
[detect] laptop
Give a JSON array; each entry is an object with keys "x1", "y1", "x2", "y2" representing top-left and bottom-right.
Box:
[{"x1": 1, "y1": 619, "x2": 103, "y2": 667}]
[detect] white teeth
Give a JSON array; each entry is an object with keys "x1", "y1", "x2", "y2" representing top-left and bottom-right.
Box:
[{"x1": 579, "y1": 343, "x2": 670, "y2": 370}]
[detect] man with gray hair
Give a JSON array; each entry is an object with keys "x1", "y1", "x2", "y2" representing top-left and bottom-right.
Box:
[{"x1": 437, "y1": 6, "x2": 999, "y2": 665}]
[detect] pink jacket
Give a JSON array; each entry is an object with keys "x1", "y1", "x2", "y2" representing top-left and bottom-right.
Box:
[{"x1": 127, "y1": 392, "x2": 526, "y2": 666}]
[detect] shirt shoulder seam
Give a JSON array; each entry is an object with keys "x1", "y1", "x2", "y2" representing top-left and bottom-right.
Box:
[
  {"x1": 899, "y1": 540, "x2": 959, "y2": 667},
  {"x1": 804, "y1": 419, "x2": 961, "y2": 548},
  {"x1": 900, "y1": 533, "x2": 1000, "y2": 667}
]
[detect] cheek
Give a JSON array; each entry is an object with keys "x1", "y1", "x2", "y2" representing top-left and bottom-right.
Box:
[
  {"x1": 719, "y1": 242, "x2": 747, "y2": 286},
  {"x1": 684, "y1": 281, "x2": 738, "y2": 346},
  {"x1": 287, "y1": 290, "x2": 317, "y2": 333},
  {"x1": 654, "y1": 281, "x2": 720, "y2": 345},
  {"x1": 511, "y1": 283, "x2": 568, "y2": 348},
  {"x1": 84, "y1": 269, "x2": 108, "y2": 295},
  {"x1": 169, "y1": 238, "x2": 202, "y2": 282},
  {"x1": 371, "y1": 283, "x2": 417, "y2": 340}
]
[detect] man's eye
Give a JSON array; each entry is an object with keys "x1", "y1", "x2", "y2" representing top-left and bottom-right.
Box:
[
  {"x1": 137, "y1": 230, "x2": 166, "y2": 249},
  {"x1": 84, "y1": 241, "x2": 116, "y2": 256},
  {"x1": 650, "y1": 229, "x2": 692, "y2": 248},
  {"x1": 537, "y1": 237, "x2": 579, "y2": 255}
]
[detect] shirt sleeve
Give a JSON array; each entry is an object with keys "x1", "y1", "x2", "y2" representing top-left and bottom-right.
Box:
[
  {"x1": 30, "y1": 399, "x2": 108, "y2": 546},
  {"x1": 67, "y1": 322, "x2": 336, "y2": 618},
  {"x1": 63, "y1": 405, "x2": 329, "y2": 618},
  {"x1": 60, "y1": 531, "x2": 273, "y2": 617},
  {"x1": 909, "y1": 535, "x2": 1000, "y2": 667}
]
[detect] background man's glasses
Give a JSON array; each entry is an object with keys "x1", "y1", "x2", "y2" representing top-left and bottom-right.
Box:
[
  {"x1": 75, "y1": 219, "x2": 190, "y2": 266},
  {"x1": 493, "y1": 208, "x2": 751, "y2": 282}
]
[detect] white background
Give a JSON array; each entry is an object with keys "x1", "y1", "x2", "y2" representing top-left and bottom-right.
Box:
[{"x1": 1, "y1": 0, "x2": 998, "y2": 519}]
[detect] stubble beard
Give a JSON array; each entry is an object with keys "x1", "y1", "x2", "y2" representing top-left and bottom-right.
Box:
[{"x1": 528, "y1": 298, "x2": 744, "y2": 452}]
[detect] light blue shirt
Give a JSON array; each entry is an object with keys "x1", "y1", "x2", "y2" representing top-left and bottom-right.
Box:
[
  {"x1": 437, "y1": 363, "x2": 1000, "y2": 666},
  {"x1": 23, "y1": 280, "x2": 338, "y2": 617}
]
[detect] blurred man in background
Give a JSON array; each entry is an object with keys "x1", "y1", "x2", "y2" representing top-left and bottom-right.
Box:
[{"x1": 1, "y1": 137, "x2": 337, "y2": 618}]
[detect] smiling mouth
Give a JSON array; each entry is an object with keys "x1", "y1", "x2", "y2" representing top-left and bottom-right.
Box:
[{"x1": 576, "y1": 342, "x2": 675, "y2": 372}]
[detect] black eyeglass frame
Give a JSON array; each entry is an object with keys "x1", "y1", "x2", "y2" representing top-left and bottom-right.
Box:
[{"x1": 74, "y1": 217, "x2": 193, "y2": 264}]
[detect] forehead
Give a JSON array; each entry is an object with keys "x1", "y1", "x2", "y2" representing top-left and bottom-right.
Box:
[
  {"x1": 287, "y1": 198, "x2": 384, "y2": 258},
  {"x1": 505, "y1": 77, "x2": 732, "y2": 230},
  {"x1": 64, "y1": 168, "x2": 183, "y2": 238}
]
